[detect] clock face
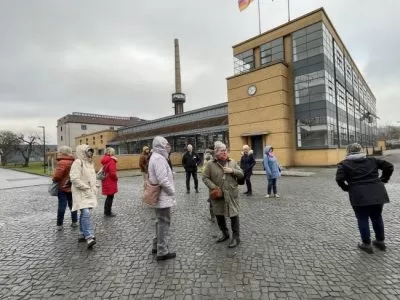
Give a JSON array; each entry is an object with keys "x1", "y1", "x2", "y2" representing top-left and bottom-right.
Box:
[{"x1": 248, "y1": 85, "x2": 257, "y2": 96}]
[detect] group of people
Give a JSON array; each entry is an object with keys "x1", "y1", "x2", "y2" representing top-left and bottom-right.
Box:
[
  {"x1": 52, "y1": 145, "x2": 118, "y2": 248},
  {"x1": 52, "y1": 136, "x2": 395, "y2": 258}
]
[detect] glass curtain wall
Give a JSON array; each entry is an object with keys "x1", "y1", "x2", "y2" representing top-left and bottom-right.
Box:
[
  {"x1": 116, "y1": 131, "x2": 229, "y2": 155},
  {"x1": 293, "y1": 22, "x2": 377, "y2": 149}
]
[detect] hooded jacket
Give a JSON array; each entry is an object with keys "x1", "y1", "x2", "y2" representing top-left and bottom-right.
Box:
[
  {"x1": 263, "y1": 145, "x2": 281, "y2": 179},
  {"x1": 52, "y1": 154, "x2": 75, "y2": 193},
  {"x1": 148, "y1": 136, "x2": 176, "y2": 208},
  {"x1": 70, "y1": 145, "x2": 98, "y2": 211},
  {"x1": 101, "y1": 154, "x2": 118, "y2": 195},
  {"x1": 336, "y1": 153, "x2": 394, "y2": 206}
]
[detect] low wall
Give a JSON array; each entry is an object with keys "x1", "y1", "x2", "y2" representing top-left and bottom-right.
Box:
[{"x1": 93, "y1": 152, "x2": 183, "y2": 171}]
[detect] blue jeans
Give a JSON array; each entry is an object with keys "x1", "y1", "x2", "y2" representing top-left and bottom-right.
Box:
[
  {"x1": 267, "y1": 178, "x2": 277, "y2": 194},
  {"x1": 353, "y1": 204, "x2": 384, "y2": 244},
  {"x1": 79, "y1": 208, "x2": 95, "y2": 239},
  {"x1": 57, "y1": 191, "x2": 78, "y2": 226}
]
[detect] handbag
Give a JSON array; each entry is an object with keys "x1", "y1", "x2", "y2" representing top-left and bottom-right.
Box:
[
  {"x1": 96, "y1": 166, "x2": 107, "y2": 181},
  {"x1": 236, "y1": 175, "x2": 245, "y2": 185},
  {"x1": 48, "y1": 182, "x2": 59, "y2": 196},
  {"x1": 209, "y1": 187, "x2": 223, "y2": 200},
  {"x1": 142, "y1": 174, "x2": 161, "y2": 206}
]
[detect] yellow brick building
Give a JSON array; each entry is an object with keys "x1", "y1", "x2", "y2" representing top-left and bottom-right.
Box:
[
  {"x1": 75, "y1": 129, "x2": 118, "y2": 156},
  {"x1": 227, "y1": 8, "x2": 377, "y2": 166}
]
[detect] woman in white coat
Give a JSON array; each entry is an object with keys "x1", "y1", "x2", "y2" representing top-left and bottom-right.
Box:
[
  {"x1": 70, "y1": 144, "x2": 98, "y2": 248},
  {"x1": 148, "y1": 136, "x2": 177, "y2": 261}
]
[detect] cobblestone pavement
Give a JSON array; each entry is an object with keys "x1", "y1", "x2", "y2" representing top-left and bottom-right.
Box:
[{"x1": 0, "y1": 152, "x2": 400, "y2": 300}]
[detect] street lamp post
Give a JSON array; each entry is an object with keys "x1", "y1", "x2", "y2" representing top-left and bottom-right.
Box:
[{"x1": 38, "y1": 126, "x2": 46, "y2": 174}]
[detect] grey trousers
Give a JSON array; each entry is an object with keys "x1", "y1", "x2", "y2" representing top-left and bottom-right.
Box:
[{"x1": 153, "y1": 207, "x2": 171, "y2": 256}]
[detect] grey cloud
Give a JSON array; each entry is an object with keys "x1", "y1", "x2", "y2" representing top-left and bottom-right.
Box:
[{"x1": 0, "y1": 0, "x2": 399, "y2": 143}]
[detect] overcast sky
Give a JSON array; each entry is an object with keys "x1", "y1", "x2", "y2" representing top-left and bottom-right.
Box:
[{"x1": 0, "y1": 0, "x2": 398, "y2": 144}]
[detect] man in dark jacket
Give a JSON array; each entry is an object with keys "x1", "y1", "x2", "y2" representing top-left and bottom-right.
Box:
[
  {"x1": 182, "y1": 144, "x2": 200, "y2": 193},
  {"x1": 336, "y1": 143, "x2": 394, "y2": 254},
  {"x1": 240, "y1": 145, "x2": 256, "y2": 196}
]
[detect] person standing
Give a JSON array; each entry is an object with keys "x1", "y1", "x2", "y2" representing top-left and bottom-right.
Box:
[
  {"x1": 52, "y1": 145, "x2": 78, "y2": 231},
  {"x1": 70, "y1": 145, "x2": 98, "y2": 249},
  {"x1": 240, "y1": 145, "x2": 256, "y2": 196},
  {"x1": 182, "y1": 144, "x2": 200, "y2": 193},
  {"x1": 202, "y1": 141, "x2": 244, "y2": 248},
  {"x1": 101, "y1": 147, "x2": 118, "y2": 217},
  {"x1": 336, "y1": 143, "x2": 394, "y2": 253},
  {"x1": 148, "y1": 136, "x2": 177, "y2": 261},
  {"x1": 263, "y1": 145, "x2": 281, "y2": 198},
  {"x1": 139, "y1": 146, "x2": 150, "y2": 183}
]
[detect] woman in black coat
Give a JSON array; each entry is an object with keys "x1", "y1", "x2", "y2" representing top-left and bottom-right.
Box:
[{"x1": 336, "y1": 143, "x2": 394, "y2": 254}]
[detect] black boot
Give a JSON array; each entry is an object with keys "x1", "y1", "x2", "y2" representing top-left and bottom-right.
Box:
[
  {"x1": 216, "y1": 215, "x2": 229, "y2": 243},
  {"x1": 229, "y1": 216, "x2": 240, "y2": 248}
]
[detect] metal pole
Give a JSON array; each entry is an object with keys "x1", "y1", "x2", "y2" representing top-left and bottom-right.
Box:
[
  {"x1": 288, "y1": 0, "x2": 290, "y2": 21},
  {"x1": 43, "y1": 127, "x2": 46, "y2": 174},
  {"x1": 257, "y1": 0, "x2": 261, "y2": 34}
]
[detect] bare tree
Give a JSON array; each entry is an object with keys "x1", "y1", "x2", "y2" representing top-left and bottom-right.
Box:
[
  {"x1": 17, "y1": 133, "x2": 41, "y2": 167},
  {"x1": 0, "y1": 130, "x2": 19, "y2": 166}
]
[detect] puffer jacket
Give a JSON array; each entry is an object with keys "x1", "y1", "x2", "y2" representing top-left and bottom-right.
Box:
[
  {"x1": 70, "y1": 145, "x2": 98, "y2": 211},
  {"x1": 52, "y1": 154, "x2": 74, "y2": 193},
  {"x1": 148, "y1": 136, "x2": 176, "y2": 208},
  {"x1": 101, "y1": 154, "x2": 118, "y2": 196}
]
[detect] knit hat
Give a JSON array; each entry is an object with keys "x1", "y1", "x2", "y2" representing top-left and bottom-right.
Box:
[{"x1": 347, "y1": 143, "x2": 362, "y2": 154}]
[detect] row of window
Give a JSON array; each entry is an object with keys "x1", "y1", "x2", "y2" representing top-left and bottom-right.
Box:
[
  {"x1": 234, "y1": 38, "x2": 284, "y2": 75},
  {"x1": 117, "y1": 132, "x2": 229, "y2": 155}
]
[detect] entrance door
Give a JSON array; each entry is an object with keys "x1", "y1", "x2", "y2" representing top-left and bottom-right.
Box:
[{"x1": 251, "y1": 135, "x2": 264, "y2": 159}]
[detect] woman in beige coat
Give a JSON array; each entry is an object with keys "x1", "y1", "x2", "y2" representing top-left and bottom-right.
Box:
[
  {"x1": 70, "y1": 144, "x2": 98, "y2": 248},
  {"x1": 202, "y1": 141, "x2": 244, "y2": 248}
]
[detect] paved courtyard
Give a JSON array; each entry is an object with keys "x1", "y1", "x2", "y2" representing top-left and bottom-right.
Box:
[{"x1": 0, "y1": 151, "x2": 400, "y2": 300}]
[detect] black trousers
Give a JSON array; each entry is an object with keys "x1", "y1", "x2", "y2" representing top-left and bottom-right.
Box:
[
  {"x1": 353, "y1": 204, "x2": 384, "y2": 244},
  {"x1": 185, "y1": 170, "x2": 198, "y2": 190},
  {"x1": 216, "y1": 215, "x2": 240, "y2": 238},
  {"x1": 244, "y1": 172, "x2": 252, "y2": 193},
  {"x1": 104, "y1": 194, "x2": 114, "y2": 215}
]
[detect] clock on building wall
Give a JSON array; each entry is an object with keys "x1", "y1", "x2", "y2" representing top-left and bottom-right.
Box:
[{"x1": 247, "y1": 85, "x2": 257, "y2": 96}]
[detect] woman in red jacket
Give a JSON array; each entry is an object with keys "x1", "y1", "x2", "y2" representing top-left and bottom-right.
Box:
[
  {"x1": 52, "y1": 145, "x2": 78, "y2": 230},
  {"x1": 101, "y1": 147, "x2": 118, "y2": 217}
]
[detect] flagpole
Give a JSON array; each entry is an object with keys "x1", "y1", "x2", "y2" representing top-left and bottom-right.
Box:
[
  {"x1": 257, "y1": 0, "x2": 261, "y2": 34},
  {"x1": 287, "y1": 0, "x2": 290, "y2": 21}
]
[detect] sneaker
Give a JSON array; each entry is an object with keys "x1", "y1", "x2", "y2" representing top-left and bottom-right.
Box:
[
  {"x1": 358, "y1": 242, "x2": 373, "y2": 254},
  {"x1": 78, "y1": 234, "x2": 85, "y2": 242},
  {"x1": 71, "y1": 222, "x2": 78, "y2": 228},
  {"x1": 246, "y1": 193, "x2": 253, "y2": 197},
  {"x1": 372, "y1": 240, "x2": 387, "y2": 251},
  {"x1": 56, "y1": 225, "x2": 64, "y2": 231},
  {"x1": 264, "y1": 195, "x2": 271, "y2": 198},
  {"x1": 87, "y1": 238, "x2": 96, "y2": 248},
  {"x1": 274, "y1": 194, "x2": 280, "y2": 198},
  {"x1": 156, "y1": 252, "x2": 176, "y2": 261}
]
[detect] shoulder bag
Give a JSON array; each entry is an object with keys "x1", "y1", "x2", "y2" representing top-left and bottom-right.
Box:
[{"x1": 142, "y1": 173, "x2": 161, "y2": 206}]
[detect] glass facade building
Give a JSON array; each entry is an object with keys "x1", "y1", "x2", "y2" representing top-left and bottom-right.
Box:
[{"x1": 292, "y1": 22, "x2": 377, "y2": 149}]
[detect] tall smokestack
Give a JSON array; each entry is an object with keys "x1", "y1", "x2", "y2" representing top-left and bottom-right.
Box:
[{"x1": 172, "y1": 38, "x2": 185, "y2": 115}]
